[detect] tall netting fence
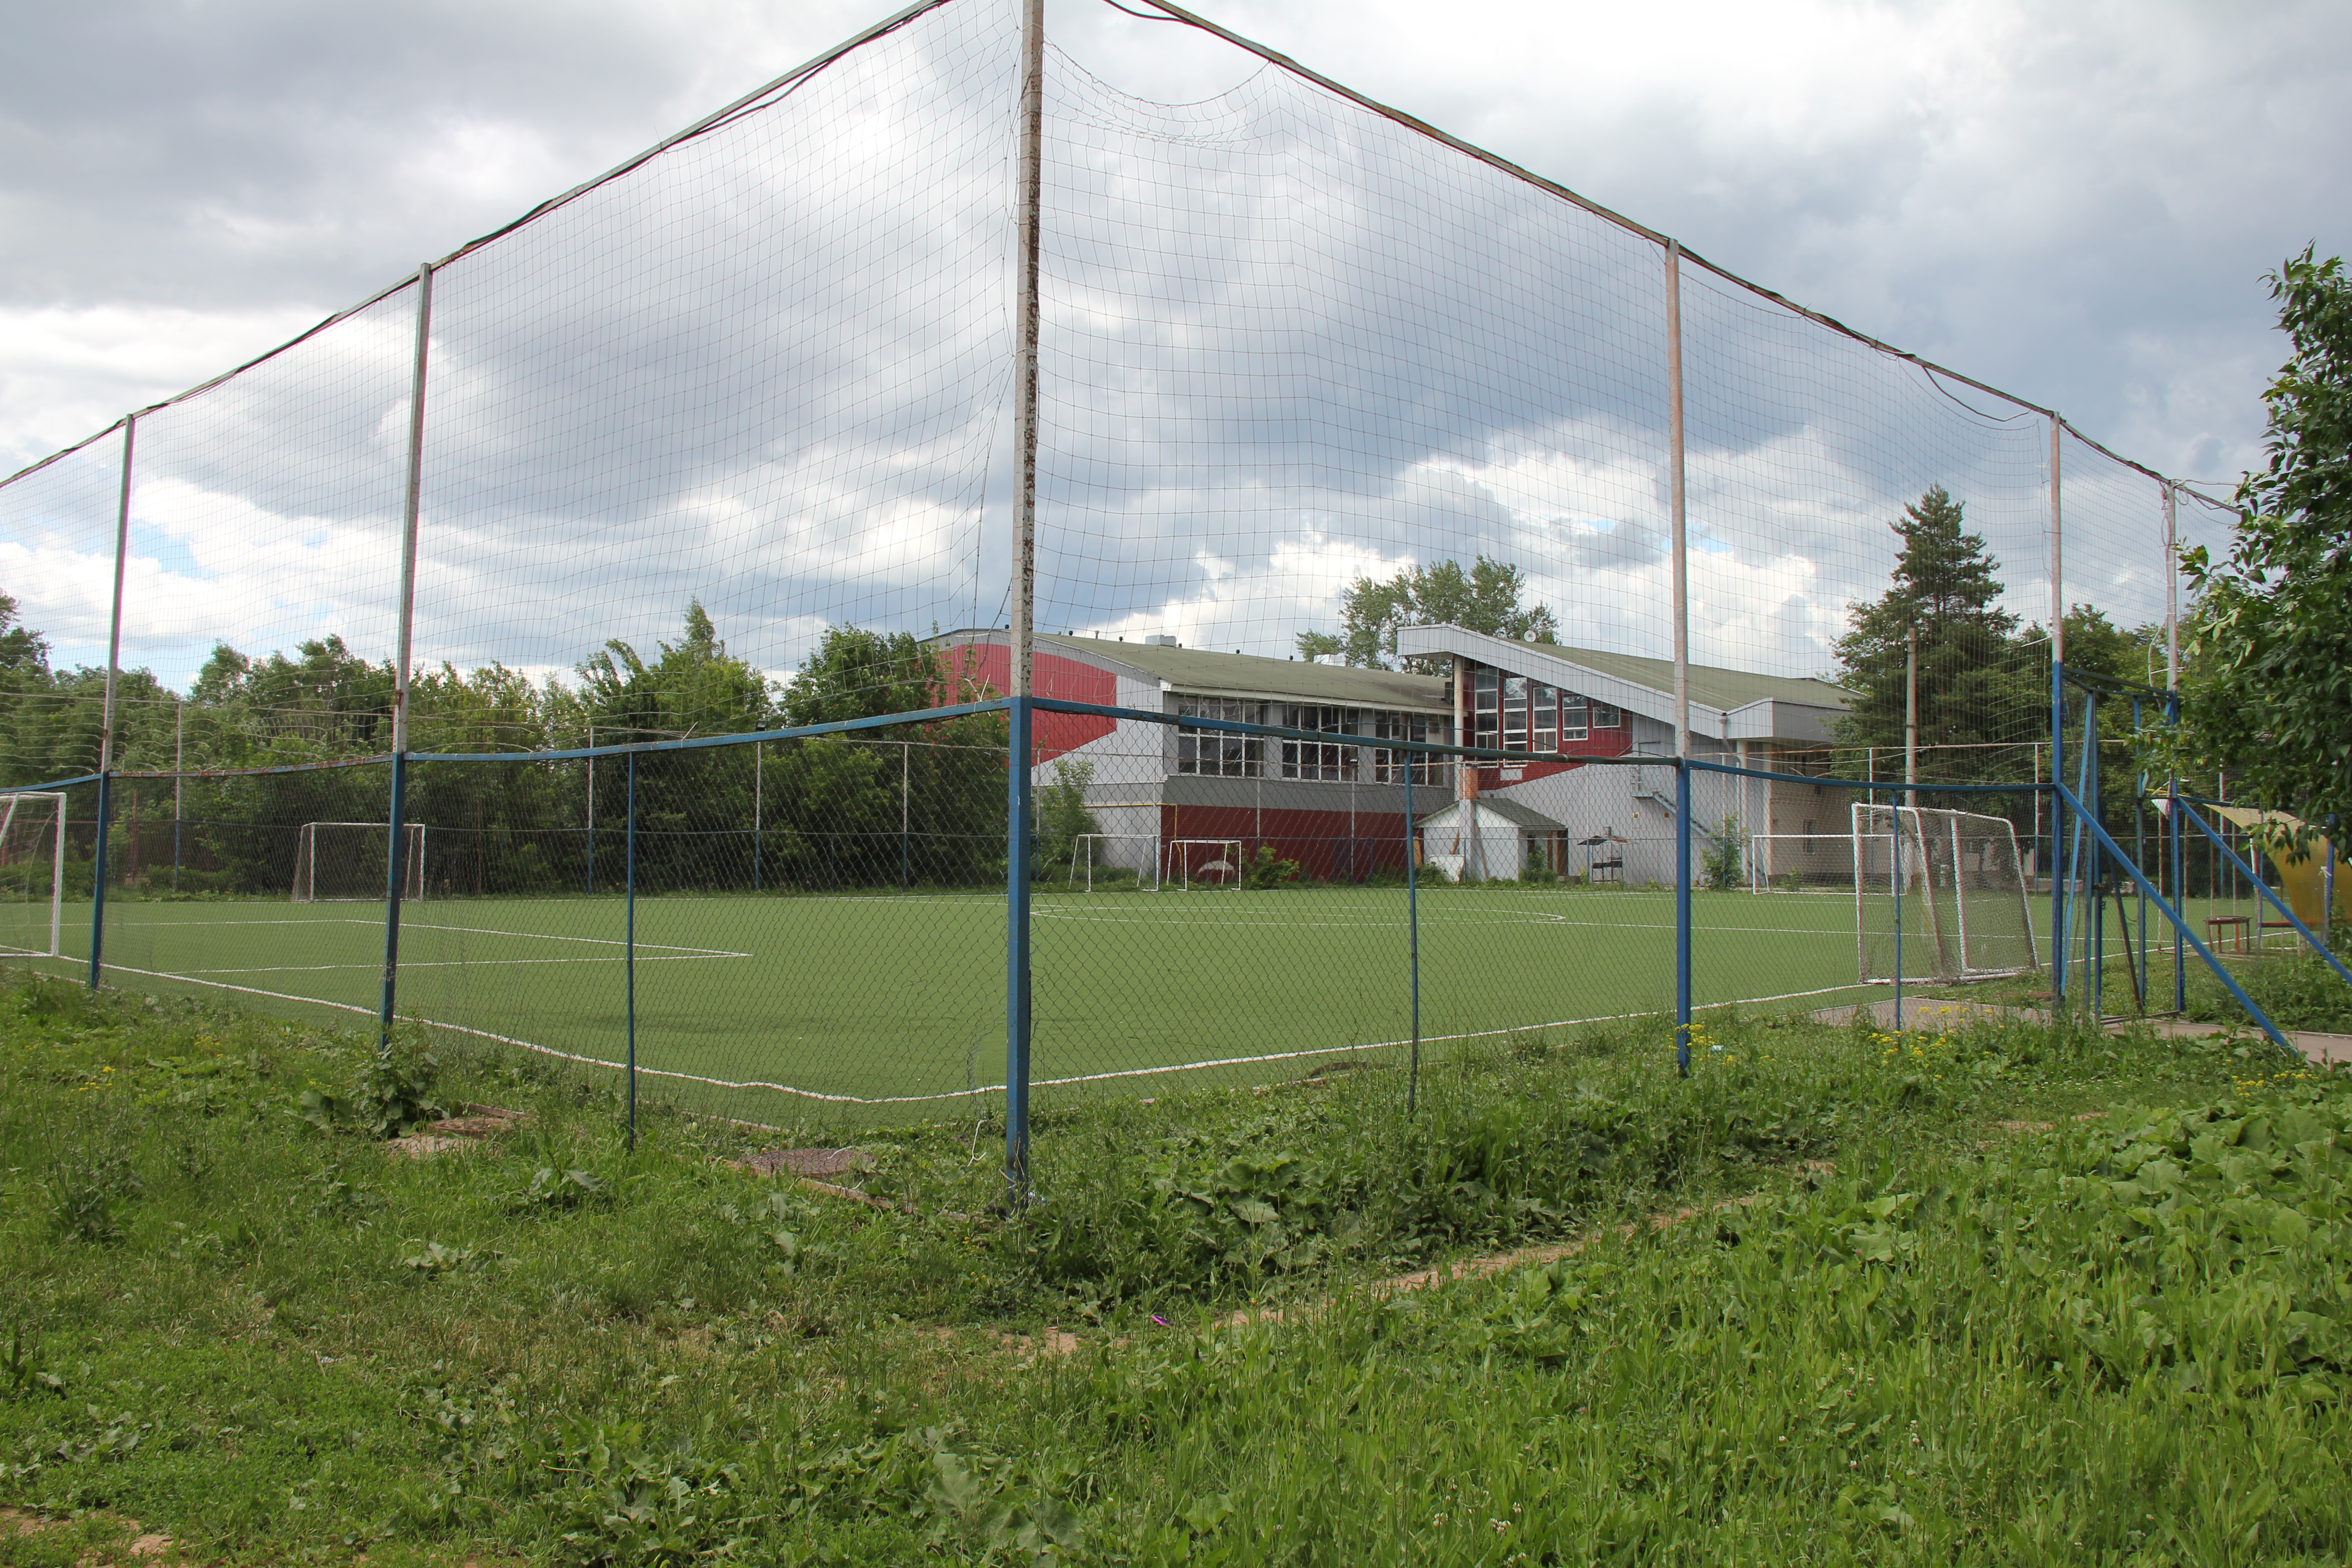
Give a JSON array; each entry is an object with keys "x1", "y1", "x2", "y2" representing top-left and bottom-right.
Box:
[{"x1": 0, "y1": 0, "x2": 2257, "y2": 1135}]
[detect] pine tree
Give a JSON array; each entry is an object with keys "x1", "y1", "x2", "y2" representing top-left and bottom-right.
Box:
[{"x1": 1832, "y1": 486, "x2": 2022, "y2": 781}]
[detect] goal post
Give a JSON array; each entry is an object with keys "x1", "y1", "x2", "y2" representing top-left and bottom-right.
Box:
[
  {"x1": 1854, "y1": 803, "x2": 2036, "y2": 983},
  {"x1": 1066, "y1": 833, "x2": 1160, "y2": 892},
  {"x1": 0, "y1": 791, "x2": 67, "y2": 959},
  {"x1": 292, "y1": 822, "x2": 427, "y2": 903},
  {"x1": 1162, "y1": 838, "x2": 1245, "y2": 891}
]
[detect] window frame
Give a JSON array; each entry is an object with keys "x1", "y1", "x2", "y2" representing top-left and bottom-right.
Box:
[
  {"x1": 1279, "y1": 704, "x2": 1358, "y2": 782},
  {"x1": 1176, "y1": 697, "x2": 1262, "y2": 777}
]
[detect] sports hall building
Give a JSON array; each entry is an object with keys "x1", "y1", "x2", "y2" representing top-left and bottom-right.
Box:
[{"x1": 936, "y1": 626, "x2": 1850, "y2": 886}]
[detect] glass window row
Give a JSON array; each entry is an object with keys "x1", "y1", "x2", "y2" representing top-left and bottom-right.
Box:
[
  {"x1": 1471, "y1": 667, "x2": 1620, "y2": 753},
  {"x1": 1174, "y1": 700, "x2": 1451, "y2": 784}
]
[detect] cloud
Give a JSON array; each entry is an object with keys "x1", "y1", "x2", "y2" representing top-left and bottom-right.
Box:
[{"x1": 3, "y1": 0, "x2": 2345, "y2": 697}]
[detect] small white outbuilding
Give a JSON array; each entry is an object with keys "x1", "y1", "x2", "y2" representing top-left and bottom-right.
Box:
[{"x1": 1416, "y1": 797, "x2": 1566, "y2": 882}]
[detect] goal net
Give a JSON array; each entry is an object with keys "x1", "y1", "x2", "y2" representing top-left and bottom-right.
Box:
[
  {"x1": 1748, "y1": 831, "x2": 1858, "y2": 893},
  {"x1": 0, "y1": 793, "x2": 66, "y2": 958},
  {"x1": 292, "y1": 823, "x2": 426, "y2": 903},
  {"x1": 1163, "y1": 838, "x2": 1245, "y2": 890},
  {"x1": 1855, "y1": 804, "x2": 2036, "y2": 983},
  {"x1": 1065, "y1": 833, "x2": 1160, "y2": 892}
]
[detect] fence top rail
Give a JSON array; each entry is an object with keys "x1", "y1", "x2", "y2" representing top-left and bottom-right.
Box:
[
  {"x1": 4, "y1": 773, "x2": 103, "y2": 794},
  {"x1": 406, "y1": 697, "x2": 1015, "y2": 765},
  {"x1": 1681, "y1": 758, "x2": 2050, "y2": 794},
  {"x1": 2057, "y1": 664, "x2": 2175, "y2": 700}
]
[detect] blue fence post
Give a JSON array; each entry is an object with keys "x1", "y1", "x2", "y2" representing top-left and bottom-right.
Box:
[
  {"x1": 378, "y1": 753, "x2": 410, "y2": 1049},
  {"x1": 2170, "y1": 769, "x2": 2186, "y2": 1014},
  {"x1": 2066, "y1": 688, "x2": 2100, "y2": 1011},
  {"x1": 2093, "y1": 695, "x2": 2112, "y2": 1012},
  {"x1": 1005, "y1": 697, "x2": 1034, "y2": 1190},
  {"x1": 2049, "y1": 661, "x2": 2066, "y2": 1005},
  {"x1": 2133, "y1": 697, "x2": 2149, "y2": 1009},
  {"x1": 625, "y1": 750, "x2": 638, "y2": 1151},
  {"x1": 87, "y1": 773, "x2": 113, "y2": 989},
  {"x1": 1404, "y1": 752, "x2": 1421, "y2": 1114},
  {"x1": 1675, "y1": 758, "x2": 1692, "y2": 1075}
]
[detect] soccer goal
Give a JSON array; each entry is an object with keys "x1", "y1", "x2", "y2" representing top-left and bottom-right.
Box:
[
  {"x1": 1162, "y1": 838, "x2": 1245, "y2": 890},
  {"x1": 292, "y1": 822, "x2": 427, "y2": 903},
  {"x1": 1066, "y1": 833, "x2": 1159, "y2": 892},
  {"x1": 1854, "y1": 804, "x2": 2037, "y2": 983},
  {"x1": 1747, "y1": 832, "x2": 1857, "y2": 893},
  {"x1": 0, "y1": 792, "x2": 67, "y2": 958}
]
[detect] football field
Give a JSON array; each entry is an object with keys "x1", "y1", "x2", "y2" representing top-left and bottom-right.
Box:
[{"x1": 5, "y1": 882, "x2": 2071, "y2": 1120}]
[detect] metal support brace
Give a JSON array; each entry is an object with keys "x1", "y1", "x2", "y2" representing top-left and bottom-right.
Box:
[
  {"x1": 89, "y1": 415, "x2": 136, "y2": 989},
  {"x1": 2053, "y1": 780, "x2": 2298, "y2": 1058},
  {"x1": 381, "y1": 262, "x2": 433, "y2": 1048},
  {"x1": 2174, "y1": 799, "x2": 2352, "y2": 992}
]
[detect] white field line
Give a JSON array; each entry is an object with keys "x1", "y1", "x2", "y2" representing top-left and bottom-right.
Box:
[
  {"x1": 32, "y1": 951, "x2": 1875, "y2": 1110},
  {"x1": 103, "y1": 913, "x2": 736, "y2": 956},
  {"x1": 176, "y1": 954, "x2": 746, "y2": 976},
  {"x1": 1037, "y1": 907, "x2": 1864, "y2": 938}
]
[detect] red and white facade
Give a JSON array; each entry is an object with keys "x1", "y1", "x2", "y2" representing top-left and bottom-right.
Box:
[
  {"x1": 934, "y1": 624, "x2": 1852, "y2": 887},
  {"x1": 936, "y1": 630, "x2": 1451, "y2": 882}
]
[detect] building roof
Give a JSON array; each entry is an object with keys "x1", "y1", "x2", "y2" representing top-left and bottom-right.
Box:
[
  {"x1": 1394, "y1": 624, "x2": 1850, "y2": 743},
  {"x1": 1416, "y1": 796, "x2": 1565, "y2": 832},
  {"x1": 1402, "y1": 625, "x2": 1847, "y2": 711},
  {"x1": 936, "y1": 629, "x2": 1451, "y2": 712}
]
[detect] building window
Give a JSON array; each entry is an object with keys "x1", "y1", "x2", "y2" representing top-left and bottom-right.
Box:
[
  {"x1": 1592, "y1": 703, "x2": 1622, "y2": 730},
  {"x1": 1472, "y1": 668, "x2": 1498, "y2": 750},
  {"x1": 1533, "y1": 683, "x2": 1558, "y2": 752},
  {"x1": 1177, "y1": 698, "x2": 1260, "y2": 777},
  {"x1": 1561, "y1": 691, "x2": 1589, "y2": 742},
  {"x1": 1501, "y1": 676, "x2": 1529, "y2": 751},
  {"x1": 1279, "y1": 705, "x2": 1357, "y2": 781},
  {"x1": 1372, "y1": 711, "x2": 1450, "y2": 785}
]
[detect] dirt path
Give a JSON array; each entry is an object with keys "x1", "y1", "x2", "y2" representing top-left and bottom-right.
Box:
[{"x1": 975, "y1": 1162, "x2": 1837, "y2": 1360}]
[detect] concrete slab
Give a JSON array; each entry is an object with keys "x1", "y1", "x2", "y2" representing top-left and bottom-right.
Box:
[
  {"x1": 1805, "y1": 998, "x2": 2352, "y2": 1065},
  {"x1": 1808, "y1": 998, "x2": 2045, "y2": 1031}
]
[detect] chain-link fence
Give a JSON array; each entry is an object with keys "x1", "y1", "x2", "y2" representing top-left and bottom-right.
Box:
[{"x1": 2, "y1": 0, "x2": 2298, "y2": 1162}]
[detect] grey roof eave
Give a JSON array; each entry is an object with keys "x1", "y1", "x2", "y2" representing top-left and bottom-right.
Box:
[{"x1": 1394, "y1": 624, "x2": 1718, "y2": 732}]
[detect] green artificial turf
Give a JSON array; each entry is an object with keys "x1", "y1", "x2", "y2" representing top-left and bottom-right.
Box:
[{"x1": 6, "y1": 882, "x2": 2268, "y2": 1124}]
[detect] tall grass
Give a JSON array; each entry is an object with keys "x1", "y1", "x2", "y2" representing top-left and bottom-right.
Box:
[{"x1": 2, "y1": 964, "x2": 2336, "y2": 1564}]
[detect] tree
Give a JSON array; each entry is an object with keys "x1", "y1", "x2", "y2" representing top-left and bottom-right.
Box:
[
  {"x1": 1294, "y1": 555, "x2": 1558, "y2": 670},
  {"x1": 0, "y1": 593, "x2": 47, "y2": 679},
  {"x1": 779, "y1": 625, "x2": 946, "y2": 726},
  {"x1": 1033, "y1": 758, "x2": 1102, "y2": 879},
  {"x1": 2159, "y1": 247, "x2": 2352, "y2": 849},
  {"x1": 1832, "y1": 486, "x2": 2024, "y2": 781},
  {"x1": 764, "y1": 624, "x2": 1009, "y2": 889}
]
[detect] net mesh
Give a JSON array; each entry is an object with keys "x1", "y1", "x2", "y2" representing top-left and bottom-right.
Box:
[
  {"x1": 1857, "y1": 804, "x2": 2035, "y2": 984},
  {"x1": 0, "y1": 792, "x2": 65, "y2": 958},
  {"x1": 0, "y1": 0, "x2": 2225, "y2": 1123},
  {"x1": 292, "y1": 822, "x2": 424, "y2": 903}
]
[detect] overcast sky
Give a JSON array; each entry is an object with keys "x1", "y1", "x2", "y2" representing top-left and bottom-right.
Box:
[{"x1": 3, "y1": 0, "x2": 2346, "y2": 686}]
